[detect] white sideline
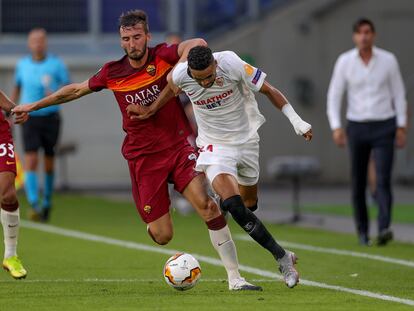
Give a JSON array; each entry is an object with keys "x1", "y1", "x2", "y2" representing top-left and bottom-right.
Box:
[
  {"x1": 0, "y1": 278, "x2": 276, "y2": 283},
  {"x1": 235, "y1": 234, "x2": 414, "y2": 268},
  {"x1": 21, "y1": 221, "x2": 414, "y2": 307}
]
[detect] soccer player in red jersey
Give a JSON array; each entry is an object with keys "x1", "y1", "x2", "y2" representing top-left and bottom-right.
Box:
[
  {"x1": 13, "y1": 10, "x2": 261, "y2": 291},
  {"x1": 0, "y1": 90, "x2": 29, "y2": 279}
]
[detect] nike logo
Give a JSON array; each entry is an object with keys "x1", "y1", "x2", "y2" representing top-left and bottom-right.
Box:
[
  {"x1": 116, "y1": 79, "x2": 126, "y2": 85},
  {"x1": 8, "y1": 224, "x2": 18, "y2": 228},
  {"x1": 188, "y1": 91, "x2": 195, "y2": 96},
  {"x1": 218, "y1": 240, "x2": 230, "y2": 247},
  {"x1": 6, "y1": 161, "x2": 15, "y2": 165}
]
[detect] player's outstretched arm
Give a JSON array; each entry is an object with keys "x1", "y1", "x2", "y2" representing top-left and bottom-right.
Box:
[
  {"x1": 0, "y1": 90, "x2": 17, "y2": 113},
  {"x1": 126, "y1": 84, "x2": 176, "y2": 120},
  {"x1": 12, "y1": 80, "x2": 93, "y2": 114},
  {"x1": 260, "y1": 81, "x2": 312, "y2": 141},
  {"x1": 0, "y1": 90, "x2": 29, "y2": 124},
  {"x1": 177, "y1": 38, "x2": 207, "y2": 63},
  {"x1": 126, "y1": 69, "x2": 183, "y2": 120}
]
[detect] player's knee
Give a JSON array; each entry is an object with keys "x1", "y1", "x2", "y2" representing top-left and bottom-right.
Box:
[
  {"x1": 1, "y1": 187, "x2": 18, "y2": 211},
  {"x1": 147, "y1": 226, "x2": 173, "y2": 245},
  {"x1": 221, "y1": 195, "x2": 244, "y2": 212},
  {"x1": 154, "y1": 235, "x2": 172, "y2": 245}
]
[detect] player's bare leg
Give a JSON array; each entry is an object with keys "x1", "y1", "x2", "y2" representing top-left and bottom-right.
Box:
[
  {"x1": 24, "y1": 151, "x2": 41, "y2": 221},
  {"x1": 0, "y1": 172, "x2": 27, "y2": 279},
  {"x1": 212, "y1": 173, "x2": 299, "y2": 288},
  {"x1": 182, "y1": 174, "x2": 262, "y2": 291},
  {"x1": 42, "y1": 155, "x2": 55, "y2": 222},
  {"x1": 147, "y1": 213, "x2": 174, "y2": 245},
  {"x1": 239, "y1": 184, "x2": 258, "y2": 212}
]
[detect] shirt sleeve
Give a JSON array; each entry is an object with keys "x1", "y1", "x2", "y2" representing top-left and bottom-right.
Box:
[
  {"x1": 88, "y1": 64, "x2": 109, "y2": 92},
  {"x1": 222, "y1": 51, "x2": 266, "y2": 92},
  {"x1": 171, "y1": 62, "x2": 186, "y2": 89},
  {"x1": 389, "y1": 55, "x2": 407, "y2": 127},
  {"x1": 327, "y1": 54, "x2": 347, "y2": 130},
  {"x1": 157, "y1": 43, "x2": 180, "y2": 65}
]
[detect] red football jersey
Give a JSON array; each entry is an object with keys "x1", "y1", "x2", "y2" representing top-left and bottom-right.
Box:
[
  {"x1": 88, "y1": 43, "x2": 192, "y2": 160},
  {"x1": 0, "y1": 113, "x2": 11, "y2": 138}
]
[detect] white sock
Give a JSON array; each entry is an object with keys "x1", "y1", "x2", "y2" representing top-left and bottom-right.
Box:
[
  {"x1": 209, "y1": 225, "x2": 241, "y2": 281},
  {"x1": 1, "y1": 208, "x2": 19, "y2": 259}
]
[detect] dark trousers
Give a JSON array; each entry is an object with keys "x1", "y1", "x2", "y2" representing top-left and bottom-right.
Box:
[{"x1": 346, "y1": 118, "x2": 396, "y2": 236}]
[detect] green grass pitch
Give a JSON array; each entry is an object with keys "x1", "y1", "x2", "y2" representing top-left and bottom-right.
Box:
[{"x1": 1, "y1": 194, "x2": 413, "y2": 311}]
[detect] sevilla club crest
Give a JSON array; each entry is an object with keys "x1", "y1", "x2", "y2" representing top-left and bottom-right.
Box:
[{"x1": 215, "y1": 77, "x2": 224, "y2": 87}]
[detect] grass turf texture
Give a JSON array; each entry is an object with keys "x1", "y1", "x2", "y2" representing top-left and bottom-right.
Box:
[{"x1": 0, "y1": 194, "x2": 413, "y2": 311}]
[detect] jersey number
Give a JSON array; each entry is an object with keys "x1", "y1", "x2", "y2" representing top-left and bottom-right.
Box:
[{"x1": 0, "y1": 143, "x2": 14, "y2": 158}]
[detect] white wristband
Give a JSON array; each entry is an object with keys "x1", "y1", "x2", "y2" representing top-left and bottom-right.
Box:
[{"x1": 281, "y1": 103, "x2": 312, "y2": 135}]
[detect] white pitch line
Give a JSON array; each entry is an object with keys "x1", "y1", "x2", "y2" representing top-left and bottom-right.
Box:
[
  {"x1": 0, "y1": 278, "x2": 276, "y2": 284},
  {"x1": 21, "y1": 221, "x2": 414, "y2": 307},
  {"x1": 235, "y1": 234, "x2": 414, "y2": 268}
]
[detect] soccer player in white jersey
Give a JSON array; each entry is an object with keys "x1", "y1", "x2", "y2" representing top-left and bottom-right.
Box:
[{"x1": 127, "y1": 46, "x2": 312, "y2": 288}]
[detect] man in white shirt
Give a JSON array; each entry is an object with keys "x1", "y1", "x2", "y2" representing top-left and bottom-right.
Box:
[
  {"x1": 327, "y1": 18, "x2": 407, "y2": 246},
  {"x1": 127, "y1": 46, "x2": 312, "y2": 288}
]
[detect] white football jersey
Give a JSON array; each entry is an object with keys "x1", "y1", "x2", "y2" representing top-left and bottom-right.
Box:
[{"x1": 172, "y1": 51, "x2": 266, "y2": 147}]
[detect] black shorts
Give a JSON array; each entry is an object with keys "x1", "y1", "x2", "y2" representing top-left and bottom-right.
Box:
[{"x1": 22, "y1": 113, "x2": 61, "y2": 156}]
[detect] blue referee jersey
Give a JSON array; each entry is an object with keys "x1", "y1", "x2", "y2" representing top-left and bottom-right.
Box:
[{"x1": 15, "y1": 53, "x2": 70, "y2": 116}]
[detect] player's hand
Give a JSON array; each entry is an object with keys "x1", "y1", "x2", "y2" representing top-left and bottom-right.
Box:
[
  {"x1": 126, "y1": 104, "x2": 154, "y2": 120},
  {"x1": 303, "y1": 129, "x2": 312, "y2": 141},
  {"x1": 395, "y1": 127, "x2": 407, "y2": 149},
  {"x1": 293, "y1": 119, "x2": 312, "y2": 137},
  {"x1": 14, "y1": 112, "x2": 29, "y2": 124},
  {"x1": 332, "y1": 128, "x2": 346, "y2": 148},
  {"x1": 12, "y1": 104, "x2": 35, "y2": 114}
]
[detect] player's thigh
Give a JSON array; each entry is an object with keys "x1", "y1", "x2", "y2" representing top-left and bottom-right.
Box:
[
  {"x1": 237, "y1": 139, "x2": 260, "y2": 188},
  {"x1": 170, "y1": 142, "x2": 199, "y2": 194},
  {"x1": 181, "y1": 174, "x2": 220, "y2": 221},
  {"x1": 41, "y1": 113, "x2": 61, "y2": 157},
  {"x1": 196, "y1": 144, "x2": 239, "y2": 199},
  {"x1": 128, "y1": 156, "x2": 171, "y2": 225}
]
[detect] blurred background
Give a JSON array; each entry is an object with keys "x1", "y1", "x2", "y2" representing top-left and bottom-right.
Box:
[{"x1": 0, "y1": 0, "x2": 412, "y2": 190}]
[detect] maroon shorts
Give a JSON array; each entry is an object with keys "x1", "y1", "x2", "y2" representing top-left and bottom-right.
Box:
[
  {"x1": 0, "y1": 135, "x2": 16, "y2": 175},
  {"x1": 128, "y1": 141, "x2": 200, "y2": 224}
]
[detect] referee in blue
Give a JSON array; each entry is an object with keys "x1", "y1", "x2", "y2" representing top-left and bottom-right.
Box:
[
  {"x1": 327, "y1": 19, "x2": 407, "y2": 246},
  {"x1": 12, "y1": 28, "x2": 70, "y2": 222}
]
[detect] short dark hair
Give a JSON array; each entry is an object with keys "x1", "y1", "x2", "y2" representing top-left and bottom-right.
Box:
[
  {"x1": 353, "y1": 18, "x2": 375, "y2": 33},
  {"x1": 119, "y1": 10, "x2": 149, "y2": 33},
  {"x1": 188, "y1": 46, "x2": 214, "y2": 70}
]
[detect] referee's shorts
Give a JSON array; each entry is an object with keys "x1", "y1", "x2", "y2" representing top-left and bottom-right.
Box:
[{"x1": 22, "y1": 112, "x2": 61, "y2": 156}]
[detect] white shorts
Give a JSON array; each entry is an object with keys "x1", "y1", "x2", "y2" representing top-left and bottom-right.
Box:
[{"x1": 195, "y1": 135, "x2": 260, "y2": 186}]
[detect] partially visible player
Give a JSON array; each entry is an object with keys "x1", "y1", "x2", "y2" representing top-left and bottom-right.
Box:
[
  {"x1": 127, "y1": 46, "x2": 313, "y2": 288},
  {"x1": 12, "y1": 10, "x2": 261, "y2": 291},
  {"x1": 0, "y1": 90, "x2": 29, "y2": 279}
]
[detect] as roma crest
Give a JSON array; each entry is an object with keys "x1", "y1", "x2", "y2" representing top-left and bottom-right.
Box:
[
  {"x1": 144, "y1": 205, "x2": 152, "y2": 214},
  {"x1": 146, "y1": 64, "x2": 156, "y2": 76}
]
